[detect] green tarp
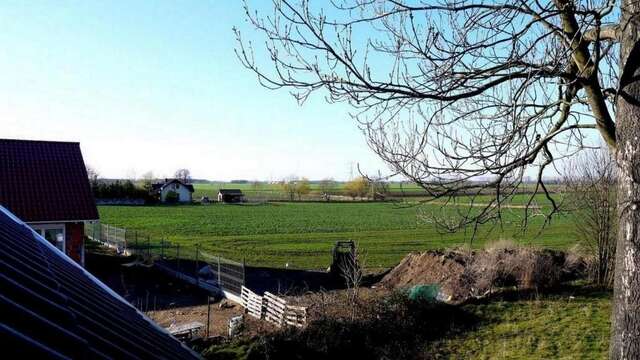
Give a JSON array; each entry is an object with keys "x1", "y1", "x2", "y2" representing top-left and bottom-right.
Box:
[{"x1": 407, "y1": 284, "x2": 441, "y2": 302}]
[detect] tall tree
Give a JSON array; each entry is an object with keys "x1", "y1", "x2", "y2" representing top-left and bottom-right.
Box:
[
  {"x1": 319, "y1": 178, "x2": 337, "y2": 201},
  {"x1": 280, "y1": 176, "x2": 299, "y2": 201},
  {"x1": 295, "y1": 177, "x2": 312, "y2": 200},
  {"x1": 86, "y1": 165, "x2": 99, "y2": 185},
  {"x1": 236, "y1": 1, "x2": 640, "y2": 357},
  {"x1": 565, "y1": 147, "x2": 617, "y2": 287},
  {"x1": 344, "y1": 177, "x2": 370, "y2": 199},
  {"x1": 174, "y1": 168, "x2": 192, "y2": 183}
]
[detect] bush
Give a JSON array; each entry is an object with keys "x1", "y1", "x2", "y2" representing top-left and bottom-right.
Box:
[
  {"x1": 164, "y1": 190, "x2": 179, "y2": 203},
  {"x1": 463, "y1": 246, "x2": 567, "y2": 298},
  {"x1": 242, "y1": 292, "x2": 476, "y2": 360},
  {"x1": 92, "y1": 180, "x2": 151, "y2": 201}
]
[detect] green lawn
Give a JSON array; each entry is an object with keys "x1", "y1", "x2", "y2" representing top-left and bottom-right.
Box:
[
  {"x1": 98, "y1": 200, "x2": 576, "y2": 269},
  {"x1": 426, "y1": 287, "x2": 611, "y2": 359}
]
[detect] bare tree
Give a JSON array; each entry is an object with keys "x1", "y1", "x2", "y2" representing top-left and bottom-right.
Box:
[
  {"x1": 236, "y1": 1, "x2": 640, "y2": 356},
  {"x1": 140, "y1": 171, "x2": 155, "y2": 192},
  {"x1": 295, "y1": 177, "x2": 311, "y2": 200},
  {"x1": 319, "y1": 178, "x2": 337, "y2": 201},
  {"x1": 174, "y1": 168, "x2": 191, "y2": 183},
  {"x1": 337, "y1": 242, "x2": 365, "y2": 320},
  {"x1": 565, "y1": 147, "x2": 617, "y2": 287},
  {"x1": 86, "y1": 165, "x2": 99, "y2": 185},
  {"x1": 251, "y1": 179, "x2": 262, "y2": 192},
  {"x1": 280, "y1": 176, "x2": 298, "y2": 201},
  {"x1": 344, "y1": 176, "x2": 370, "y2": 199}
]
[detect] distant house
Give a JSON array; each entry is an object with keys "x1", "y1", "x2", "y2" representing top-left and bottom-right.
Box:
[
  {"x1": 151, "y1": 178, "x2": 194, "y2": 203},
  {"x1": 218, "y1": 189, "x2": 244, "y2": 203},
  {"x1": 0, "y1": 139, "x2": 99, "y2": 265}
]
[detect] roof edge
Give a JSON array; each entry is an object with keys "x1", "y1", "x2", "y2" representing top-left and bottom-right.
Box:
[{"x1": 0, "y1": 138, "x2": 80, "y2": 145}]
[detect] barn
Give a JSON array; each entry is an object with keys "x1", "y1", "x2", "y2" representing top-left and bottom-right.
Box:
[
  {"x1": 0, "y1": 139, "x2": 99, "y2": 266},
  {"x1": 152, "y1": 179, "x2": 195, "y2": 203},
  {"x1": 218, "y1": 189, "x2": 245, "y2": 203}
]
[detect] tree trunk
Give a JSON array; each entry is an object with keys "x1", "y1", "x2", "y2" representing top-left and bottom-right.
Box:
[{"x1": 611, "y1": 2, "x2": 640, "y2": 358}]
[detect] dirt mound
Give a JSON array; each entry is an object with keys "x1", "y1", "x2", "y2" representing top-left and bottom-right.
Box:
[
  {"x1": 379, "y1": 250, "x2": 473, "y2": 302},
  {"x1": 380, "y1": 247, "x2": 576, "y2": 303}
]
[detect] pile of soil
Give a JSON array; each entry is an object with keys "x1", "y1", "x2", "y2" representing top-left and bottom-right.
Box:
[
  {"x1": 379, "y1": 247, "x2": 579, "y2": 303},
  {"x1": 379, "y1": 250, "x2": 472, "y2": 302}
]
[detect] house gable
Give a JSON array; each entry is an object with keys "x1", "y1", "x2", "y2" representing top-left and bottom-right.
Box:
[{"x1": 0, "y1": 139, "x2": 99, "y2": 222}]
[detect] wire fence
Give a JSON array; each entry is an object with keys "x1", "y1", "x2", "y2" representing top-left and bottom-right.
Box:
[{"x1": 85, "y1": 222, "x2": 245, "y2": 295}]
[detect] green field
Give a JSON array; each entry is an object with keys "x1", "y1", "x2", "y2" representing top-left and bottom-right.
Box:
[
  {"x1": 191, "y1": 182, "x2": 560, "y2": 199},
  {"x1": 191, "y1": 183, "x2": 428, "y2": 200},
  {"x1": 98, "y1": 197, "x2": 576, "y2": 269}
]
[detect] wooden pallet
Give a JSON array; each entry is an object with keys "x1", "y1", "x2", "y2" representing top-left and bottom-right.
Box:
[{"x1": 240, "y1": 286, "x2": 264, "y2": 319}]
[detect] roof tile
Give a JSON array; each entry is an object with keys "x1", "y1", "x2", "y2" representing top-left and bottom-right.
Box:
[{"x1": 0, "y1": 139, "x2": 99, "y2": 222}]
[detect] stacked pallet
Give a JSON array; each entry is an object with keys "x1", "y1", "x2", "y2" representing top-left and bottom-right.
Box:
[{"x1": 239, "y1": 286, "x2": 307, "y2": 328}]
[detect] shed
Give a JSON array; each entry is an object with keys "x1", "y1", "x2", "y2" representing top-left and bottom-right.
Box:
[{"x1": 218, "y1": 189, "x2": 245, "y2": 203}]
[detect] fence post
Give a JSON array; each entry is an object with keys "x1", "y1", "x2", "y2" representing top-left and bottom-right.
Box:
[
  {"x1": 176, "y1": 244, "x2": 181, "y2": 273},
  {"x1": 161, "y1": 238, "x2": 165, "y2": 258},
  {"x1": 206, "y1": 296, "x2": 211, "y2": 338},
  {"x1": 242, "y1": 257, "x2": 246, "y2": 286},
  {"x1": 217, "y1": 256, "x2": 221, "y2": 286},
  {"x1": 135, "y1": 231, "x2": 138, "y2": 256},
  {"x1": 147, "y1": 235, "x2": 151, "y2": 259},
  {"x1": 195, "y1": 244, "x2": 200, "y2": 285},
  {"x1": 123, "y1": 229, "x2": 128, "y2": 255}
]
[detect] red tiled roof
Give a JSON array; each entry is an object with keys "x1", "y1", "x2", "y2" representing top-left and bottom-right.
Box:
[{"x1": 0, "y1": 139, "x2": 99, "y2": 222}]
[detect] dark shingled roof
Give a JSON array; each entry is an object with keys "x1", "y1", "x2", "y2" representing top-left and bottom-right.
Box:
[
  {"x1": 0, "y1": 139, "x2": 99, "y2": 222},
  {"x1": 218, "y1": 189, "x2": 243, "y2": 195},
  {"x1": 151, "y1": 179, "x2": 195, "y2": 193},
  {"x1": 0, "y1": 205, "x2": 201, "y2": 359}
]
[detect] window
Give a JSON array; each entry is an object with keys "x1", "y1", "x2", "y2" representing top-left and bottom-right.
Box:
[{"x1": 31, "y1": 224, "x2": 65, "y2": 252}]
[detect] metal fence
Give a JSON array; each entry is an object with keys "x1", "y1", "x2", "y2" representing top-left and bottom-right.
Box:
[{"x1": 85, "y1": 222, "x2": 245, "y2": 296}]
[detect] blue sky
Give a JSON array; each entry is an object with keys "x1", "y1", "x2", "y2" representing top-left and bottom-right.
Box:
[{"x1": 0, "y1": 1, "x2": 386, "y2": 181}]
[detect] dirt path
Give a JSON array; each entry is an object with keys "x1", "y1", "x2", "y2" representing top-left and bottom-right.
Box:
[{"x1": 428, "y1": 201, "x2": 542, "y2": 209}]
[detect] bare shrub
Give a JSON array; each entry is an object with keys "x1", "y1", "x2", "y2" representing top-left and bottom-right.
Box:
[
  {"x1": 466, "y1": 245, "x2": 563, "y2": 297},
  {"x1": 563, "y1": 147, "x2": 617, "y2": 288},
  {"x1": 563, "y1": 245, "x2": 588, "y2": 280},
  {"x1": 467, "y1": 245, "x2": 518, "y2": 297},
  {"x1": 513, "y1": 249, "x2": 562, "y2": 291},
  {"x1": 338, "y1": 243, "x2": 366, "y2": 320}
]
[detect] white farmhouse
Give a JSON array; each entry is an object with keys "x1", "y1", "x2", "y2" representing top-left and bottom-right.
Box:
[{"x1": 151, "y1": 179, "x2": 194, "y2": 203}]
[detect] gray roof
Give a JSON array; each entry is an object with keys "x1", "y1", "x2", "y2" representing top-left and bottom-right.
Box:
[
  {"x1": 0, "y1": 205, "x2": 200, "y2": 359},
  {"x1": 218, "y1": 189, "x2": 244, "y2": 195}
]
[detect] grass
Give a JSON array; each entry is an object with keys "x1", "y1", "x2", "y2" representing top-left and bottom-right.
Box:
[
  {"x1": 191, "y1": 182, "x2": 563, "y2": 200},
  {"x1": 191, "y1": 182, "x2": 430, "y2": 199},
  {"x1": 426, "y1": 287, "x2": 611, "y2": 359},
  {"x1": 98, "y1": 199, "x2": 576, "y2": 269}
]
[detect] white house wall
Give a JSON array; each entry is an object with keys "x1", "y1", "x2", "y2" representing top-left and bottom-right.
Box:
[{"x1": 160, "y1": 184, "x2": 193, "y2": 203}]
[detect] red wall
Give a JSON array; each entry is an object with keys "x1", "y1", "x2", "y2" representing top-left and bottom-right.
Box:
[{"x1": 65, "y1": 222, "x2": 85, "y2": 265}]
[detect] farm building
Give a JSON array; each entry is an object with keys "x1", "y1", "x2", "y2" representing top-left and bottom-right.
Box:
[
  {"x1": 0, "y1": 139, "x2": 99, "y2": 265},
  {"x1": 152, "y1": 178, "x2": 194, "y2": 203},
  {"x1": 218, "y1": 189, "x2": 245, "y2": 203},
  {"x1": 0, "y1": 205, "x2": 200, "y2": 359}
]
